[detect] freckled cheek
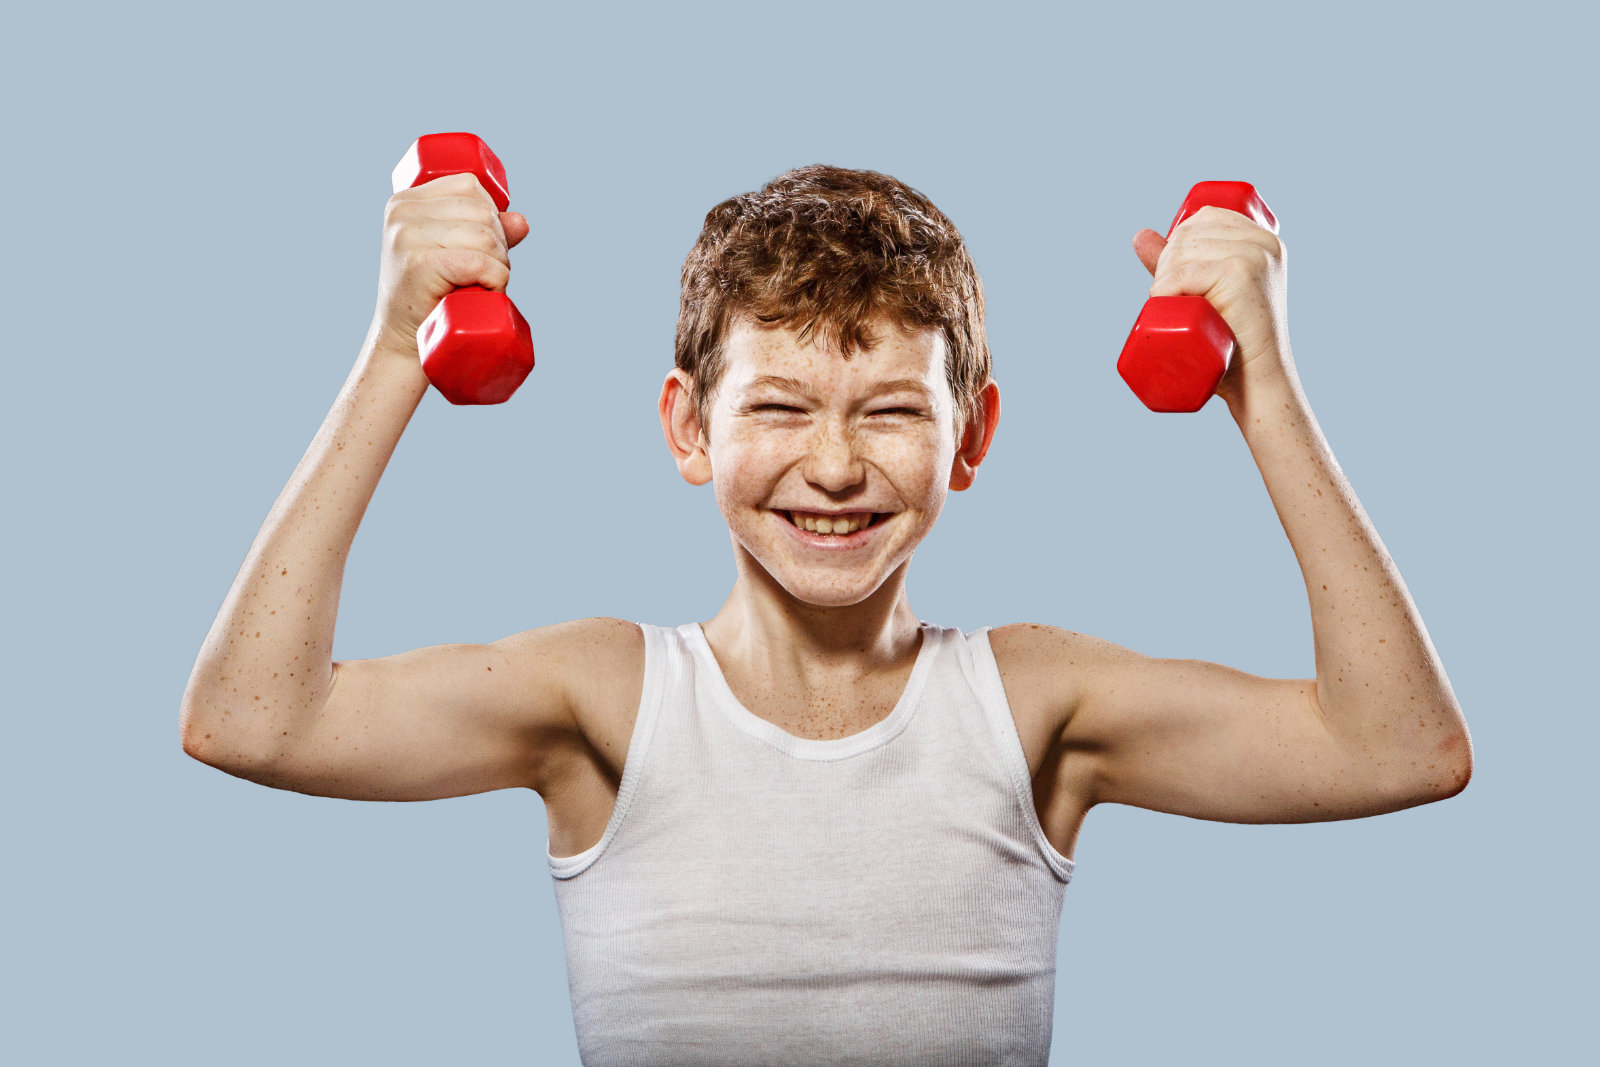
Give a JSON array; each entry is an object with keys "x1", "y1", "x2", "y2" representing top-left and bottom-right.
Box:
[
  {"x1": 711, "y1": 428, "x2": 786, "y2": 468},
  {"x1": 879, "y1": 433, "x2": 945, "y2": 470},
  {"x1": 715, "y1": 426, "x2": 943, "y2": 471}
]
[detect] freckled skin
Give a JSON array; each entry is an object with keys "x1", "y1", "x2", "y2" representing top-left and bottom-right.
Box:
[
  {"x1": 658, "y1": 316, "x2": 1000, "y2": 730},
  {"x1": 695, "y1": 321, "x2": 968, "y2": 609}
]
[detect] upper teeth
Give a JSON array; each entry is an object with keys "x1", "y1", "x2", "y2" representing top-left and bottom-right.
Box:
[{"x1": 789, "y1": 511, "x2": 874, "y2": 534}]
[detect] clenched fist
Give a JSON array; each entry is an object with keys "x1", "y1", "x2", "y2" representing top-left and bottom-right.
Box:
[
  {"x1": 1132, "y1": 205, "x2": 1292, "y2": 411},
  {"x1": 370, "y1": 172, "x2": 530, "y2": 362}
]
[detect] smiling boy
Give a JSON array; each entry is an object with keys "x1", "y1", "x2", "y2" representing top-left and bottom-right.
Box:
[{"x1": 182, "y1": 163, "x2": 1472, "y2": 1065}]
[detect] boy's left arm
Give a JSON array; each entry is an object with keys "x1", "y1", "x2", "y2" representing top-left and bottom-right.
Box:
[{"x1": 1034, "y1": 204, "x2": 1472, "y2": 824}]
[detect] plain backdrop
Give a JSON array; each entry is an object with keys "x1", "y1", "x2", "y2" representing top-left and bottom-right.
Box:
[{"x1": 3, "y1": 1, "x2": 1592, "y2": 1063}]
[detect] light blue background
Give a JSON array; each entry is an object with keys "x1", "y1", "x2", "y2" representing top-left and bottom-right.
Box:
[{"x1": 4, "y1": 1, "x2": 1591, "y2": 1063}]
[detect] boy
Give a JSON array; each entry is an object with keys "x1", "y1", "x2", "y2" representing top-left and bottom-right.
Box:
[{"x1": 180, "y1": 162, "x2": 1473, "y2": 1064}]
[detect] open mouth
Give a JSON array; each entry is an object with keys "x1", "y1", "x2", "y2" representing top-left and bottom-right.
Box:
[{"x1": 778, "y1": 510, "x2": 891, "y2": 537}]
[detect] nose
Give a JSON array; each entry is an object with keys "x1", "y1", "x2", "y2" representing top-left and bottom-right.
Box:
[{"x1": 801, "y1": 419, "x2": 866, "y2": 492}]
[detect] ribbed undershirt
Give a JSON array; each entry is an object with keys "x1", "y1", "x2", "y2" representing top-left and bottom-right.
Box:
[{"x1": 548, "y1": 620, "x2": 1075, "y2": 1066}]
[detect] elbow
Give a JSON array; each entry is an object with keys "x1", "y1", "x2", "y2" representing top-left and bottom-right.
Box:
[
  {"x1": 181, "y1": 728, "x2": 208, "y2": 763},
  {"x1": 179, "y1": 700, "x2": 230, "y2": 766},
  {"x1": 180, "y1": 722, "x2": 259, "y2": 778},
  {"x1": 180, "y1": 717, "x2": 214, "y2": 764},
  {"x1": 1431, "y1": 758, "x2": 1471, "y2": 802},
  {"x1": 1384, "y1": 729, "x2": 1472, "y2": 809},
  {"x1": 179, "y1": 704, "x2": 204, "y2": 759},
  {"x1": 1446, "y1": 747, "x2": 1473, "y2": 799},
  {"x1": 179, "y1": 681, "x2": 211, "y2": 759},
  {"x1": 1445, "y1": 725, "x2": 1474, "y2": 797},
  {"x1": 1426, "y1": 729, "x2": 1474, "y2": 801}
]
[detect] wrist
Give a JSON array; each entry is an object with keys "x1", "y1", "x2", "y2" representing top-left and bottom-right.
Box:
[
  {"x1": 1224, "y1": 351, "x2": 1303, "y2": 426},
  {"x1": 362, "y1": 321, "x2": 430, "y2": 384},
  {"x1": 354, "y1": 342, "x2": 431, "y2": 411}
]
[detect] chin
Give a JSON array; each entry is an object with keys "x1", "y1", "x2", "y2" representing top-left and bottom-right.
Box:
[{"x1": 778, "y1": 581, "x2": 886, "y2": 609}]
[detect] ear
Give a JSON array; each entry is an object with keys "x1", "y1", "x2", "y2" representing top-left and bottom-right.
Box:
[
  {"x1": 949, "y1": 379, "x2": 1000, "y2": 491},
  {"x1": 659, "y1": 369, "x2": 713, "y2": 486}
]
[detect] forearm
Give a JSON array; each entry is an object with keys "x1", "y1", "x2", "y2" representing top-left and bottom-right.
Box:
[
  {"x1": 180, "y1": 325, "x2": 430, "y2": 756},
  {"x1": 1226, "y1": 355, "x2": 1472, "y2": 794}
]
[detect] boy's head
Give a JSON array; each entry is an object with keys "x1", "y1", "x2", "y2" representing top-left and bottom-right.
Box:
[
  {"x1": 674, "y1": 164, "x2": 991, "y2": 446},
  {"x1": 660, "y1": 165, "x2": 1000, "y2": 608}
]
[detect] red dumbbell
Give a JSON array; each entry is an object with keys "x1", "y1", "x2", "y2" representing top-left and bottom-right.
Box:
[
  {"x1": 390, "y1": 132, "x2": 535, "y2": 405},
  {"x1": 1117, "y1": 181, "x2": 1277, "y2": 413}
]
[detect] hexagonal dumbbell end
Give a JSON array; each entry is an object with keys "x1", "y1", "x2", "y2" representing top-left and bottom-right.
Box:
[
  {"x1": 1118, "y1": 181, "x2": 1276, "y2": 413},
  {"x1": 417, "y1": 285, "x2": 535, "y2": 406},
  {"x1": 1117, "y1": 296, "x2": 1237, "y2": 413},
  {"x1": 391, "y1": 132, "x2": 511, "y2": 212},
  {"x1": 1164, "y1": 180, "x2": 1277, "y2": 240}
]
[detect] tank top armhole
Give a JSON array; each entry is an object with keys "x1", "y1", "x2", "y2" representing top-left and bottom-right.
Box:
[
  {"x1": 547, "y1": 620, "x2": 668, "y2": 881},
  {"x1": 963, "y1": 626, "x2": 1076, "y2": 884}
]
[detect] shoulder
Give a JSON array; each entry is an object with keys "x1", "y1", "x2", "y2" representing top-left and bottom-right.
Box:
[
  {"x1": 552, "y1": 616, "x2": 645, "y2": 706},
  {"x1": 987, "y1": 621, "x2": 1106, "y2": 675},
  {"x1": 486, "y1": 616, "x2": 643, "y2": 738},
  {"x1": 552, "y1": 617, "x2": 645, "y2": 771},
  {"x1": 490, "y1": 615, "x2": 642, "y2": 693},
  {"x1": 553, "y1": 615, "x2": 645, "y2": 662},
  {"x1": 985, "y1": 623, "x2": 1122, "y2": 807},
  {"x1": 986, "y1": 623, "x2": 1129, "y2": 737},
  {"x1": 988, "y1": 622, "x2": 1141, "y2": 676}
]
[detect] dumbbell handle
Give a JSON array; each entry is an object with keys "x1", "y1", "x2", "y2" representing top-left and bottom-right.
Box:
[
  {"x1": 1116, "y1": 182, "x2": 1277, "y2": 412},
  {"x1": 391, "y1": 133, "x2": 535, "y2": 405}
]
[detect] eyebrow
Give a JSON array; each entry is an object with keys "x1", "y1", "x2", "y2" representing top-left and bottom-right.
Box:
[{"x1": 742, "y1": 375, "x2": 934, "y2": 400}]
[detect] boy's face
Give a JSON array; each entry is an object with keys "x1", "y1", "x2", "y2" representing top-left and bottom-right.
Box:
[{"x1": 661, "y1": 316, "x2": 999, "y2": 609}]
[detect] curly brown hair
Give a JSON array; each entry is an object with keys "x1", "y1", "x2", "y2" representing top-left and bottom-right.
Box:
[{"x1": 674, "y1": 164, "x2": 990, "y2": 443}]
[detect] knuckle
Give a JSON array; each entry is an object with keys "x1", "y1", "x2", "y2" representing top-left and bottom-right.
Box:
[
  {"x1": 429, "y1": 247, "x2": 471, "y2": 279},
  {"x1": 385, "y1": 219, "x2": 420, "y2": 252},
  {"x1": 385, "y1": 197, "x2": 426, "y2": 231},
  {"x1": 477, "y1": 252, "x2": 510, "y2": 288},
  {"x1": 1153, "y1": 259, "x2": 1203, "y2": 296},
  {"x1": 1172, "y1": 218, "x2": 1205, "y2": 245},
  {"x1": 468, "y1": 246, "x2": 496, "y2": 270}
]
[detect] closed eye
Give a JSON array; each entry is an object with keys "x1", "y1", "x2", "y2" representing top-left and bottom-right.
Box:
[{"x1": 750, "y1": 405, "x2": 924, "y2": 416}]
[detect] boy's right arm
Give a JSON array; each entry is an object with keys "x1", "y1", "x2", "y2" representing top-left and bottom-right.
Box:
[{"x1": 179, "y1": 170, "x2": 581, "y2": 800}]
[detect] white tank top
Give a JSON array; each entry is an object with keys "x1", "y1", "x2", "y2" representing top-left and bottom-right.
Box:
[{"x1": 548, "y1": 620, "x2": 1075, "y2": 1065}]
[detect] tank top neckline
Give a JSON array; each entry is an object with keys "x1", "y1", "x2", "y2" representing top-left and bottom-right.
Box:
[{"x1": 682, "y1": 621, "x2": 944, "y2": 761}]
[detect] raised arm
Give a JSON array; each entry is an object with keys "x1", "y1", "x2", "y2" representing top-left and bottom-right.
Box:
[
  {"x1": 1021, "y1": 203, "x2": 1471, "y2": 826},
  {"x1": 179, "y1": 170, "x2": 535, "y2": 792},
  {"x1": 178, "y1": 334, "x2": 428, "y2": 762}
]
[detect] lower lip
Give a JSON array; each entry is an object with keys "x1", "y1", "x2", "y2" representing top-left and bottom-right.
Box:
[{"x1": 776, "y1": 511, "x2": 890, "y2": 551}]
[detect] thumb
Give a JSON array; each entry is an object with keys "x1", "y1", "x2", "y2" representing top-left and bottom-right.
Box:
[
  {"x1": 1132, "y1": 228, "x2": 1165, "y2": 277},
  {"x1": 502, "y1": 211, "x2": 531, "y2": 249}
]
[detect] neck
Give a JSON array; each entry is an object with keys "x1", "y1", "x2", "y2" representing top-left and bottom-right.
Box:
[{"x1": 702, "y1": 548, "x2": 923, "y2": 675}]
